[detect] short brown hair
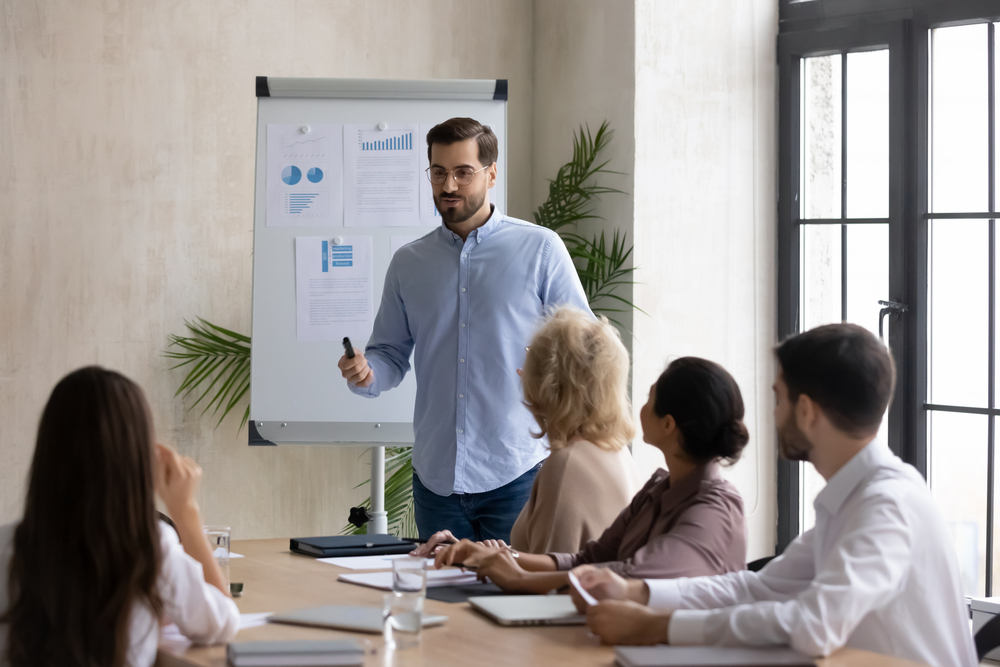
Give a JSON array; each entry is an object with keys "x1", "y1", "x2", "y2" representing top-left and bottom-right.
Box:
[
  {"x1": 426, "y1": 117, "x2": 498, "y2": 167},
  {"x1": 521, "y1": 307, "x2": 634, "y2": 451},
  {"x1": 775, "y1": 323, "x2": 896, "y2": 436}
]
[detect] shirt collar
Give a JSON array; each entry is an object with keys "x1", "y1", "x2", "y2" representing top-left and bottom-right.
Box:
[
  {"x1": 813, "y1": 437, "x2": 893, "y2": 516},
  {"x1": 440, "y1": 205, "x2": 501, "y2": 245}
]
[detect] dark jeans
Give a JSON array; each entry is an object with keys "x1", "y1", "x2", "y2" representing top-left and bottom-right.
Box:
[{"x1": 412, "y1": 463, "x2": 541, "y2": 542}]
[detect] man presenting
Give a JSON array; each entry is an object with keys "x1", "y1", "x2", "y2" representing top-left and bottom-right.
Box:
[
  {"x1": 572, "y1": 323, "x2": 976, "y2": 667},
  {"x1": 338, "y1": 118, "x2": 591, "y2": 542}
]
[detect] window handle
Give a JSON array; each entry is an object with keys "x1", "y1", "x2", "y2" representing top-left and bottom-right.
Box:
[{"x1": 878, "y1": 300, "x2": 908, "y2": 340}]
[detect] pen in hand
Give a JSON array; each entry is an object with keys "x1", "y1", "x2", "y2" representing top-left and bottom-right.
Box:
[{"x1": 343, "y1": 337, "x2": 355, "y2": 359}]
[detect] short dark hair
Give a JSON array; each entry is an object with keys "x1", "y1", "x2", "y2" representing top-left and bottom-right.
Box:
[
  {"x1": 775, "y1": 323, "x2": 896, "y2": 436},
  {"x1": 426, "y1": 117, "x2": 498, "y2": 167},
  {"x1": 654, "y1": 357, "x2": 750, "y2": 465}
]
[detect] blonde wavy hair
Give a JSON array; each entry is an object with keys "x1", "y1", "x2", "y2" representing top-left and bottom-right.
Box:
[{"x1": 521, "y1": 306, "x2": 635, "y2": 451}]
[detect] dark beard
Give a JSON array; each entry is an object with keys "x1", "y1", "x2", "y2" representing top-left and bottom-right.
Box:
[
  {"x1": 777, "y1": 412, "x2": 813, "y2": 462},
  {"x1": 435, "y1": 187, "x2": 487, "y2": 224}
]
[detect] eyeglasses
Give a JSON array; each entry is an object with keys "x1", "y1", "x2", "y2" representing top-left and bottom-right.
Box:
[{"x1": 425, "y1": 165, "x2": 489, "y2": 186}]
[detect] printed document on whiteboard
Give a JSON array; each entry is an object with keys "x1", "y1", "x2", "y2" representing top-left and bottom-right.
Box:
[
  {"x1": 267, "y1": 124, "x2": 343, "y2": 227},
  {"x1": 418, "y1": 123, "x2": 442, "y2": 225},
  {"x1": 295, "y1": 236, "x2": 373, "y2": 343},
  {"x1": 344, "y1": 123, "x2": 420, "y2": 226}
]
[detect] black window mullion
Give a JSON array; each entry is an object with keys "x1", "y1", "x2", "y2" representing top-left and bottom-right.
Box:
[
  {"x1": 842, "y1": 53, "x2": 849, "y2": 323},
  {"x1": 988, "y1": 21, "x2": 996, "y2": 597}
]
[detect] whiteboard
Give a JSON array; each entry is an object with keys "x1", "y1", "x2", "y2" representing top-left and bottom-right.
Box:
[{"x1": 249, "y1": 77, "x2": 508, "y2": 446}]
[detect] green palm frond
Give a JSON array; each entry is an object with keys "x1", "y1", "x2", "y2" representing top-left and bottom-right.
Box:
[
  {"x1": 342, "y1": 447, "x2": 417, "y2": 538},
  {"x1": 534, "y1": 121, "x2": 640, "y2": 329},
  {"x1": 163, "y1": 318, "x2": 251, "y2": 431},
  {"x1": 533, "y1": 121, "x2": 626, "y2": 233}
]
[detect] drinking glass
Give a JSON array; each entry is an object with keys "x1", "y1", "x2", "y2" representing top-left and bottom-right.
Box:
[
  {"x1": 203, "y1": 525, "x2": 231, "y2": 589},
  {"x1": 392, "y1": 556, "x2": 427, "y2": 595},
  {"x1": 383, "y1": 592, "x2": 423, "y2": 649}
]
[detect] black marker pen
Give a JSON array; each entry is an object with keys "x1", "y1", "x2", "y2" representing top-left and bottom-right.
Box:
[{"x1": 343, "y1": 337, "x2": 355, "y2": 359}]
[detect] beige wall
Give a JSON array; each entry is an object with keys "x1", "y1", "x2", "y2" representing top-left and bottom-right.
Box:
[
  {"x1": 0, "y1": 0, "x2": 535, "y2": 538},
  {"x1": 532, "y1": 0, "x2": 635, "y2": 344},
  {"x1": 632, "y1": 0, "x2": 779, "y2": 559}
]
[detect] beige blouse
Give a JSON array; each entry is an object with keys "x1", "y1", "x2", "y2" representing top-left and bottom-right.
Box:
[{"x1": 509, "y1": 440, "x2": 642, "y2": 554}]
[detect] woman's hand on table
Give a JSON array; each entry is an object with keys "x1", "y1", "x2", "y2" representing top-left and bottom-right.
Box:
[
  {"x1": 586, "y1": 600, "x2": 672, "y2": 645},
  {"x1": 473, "y1": 549, "x2": 530, "y2": 591},
  {"x1": 410, "y1": 530, "x2": 459, "y2": 558},
  {"x1": 412, "y1": 531, "x2": 509, "y2": 558},
  {"x1": 434, "y1": 538, "x2": 495, "y2": 570}
]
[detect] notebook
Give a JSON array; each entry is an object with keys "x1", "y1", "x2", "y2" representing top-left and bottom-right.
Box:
[
  {"x1": 467, "y1": 595, "x2": 585, "y2": 626},
  {"x1": 337, "y1": 568, "x2": 479, "y2": 590},
  {"x1": 268, "y1": 604, "x2": 447, "y2": 634},
  {"x1": 226, "y1": 639, "x2": 365, "y2": 666},
  {"x1": 289, "y1": 534, "x2": 416, "y2": 558},
  {"x1": 614, "y1": 646, "x2": 815, "y2": 667}
]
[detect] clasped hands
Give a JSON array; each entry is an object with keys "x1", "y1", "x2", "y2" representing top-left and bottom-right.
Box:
[{"x1": 569, "y1": 566, "x2": 672, "y2": 646}]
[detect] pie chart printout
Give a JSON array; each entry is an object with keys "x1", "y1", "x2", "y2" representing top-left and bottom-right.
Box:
[
  {"x1": 307, "y1": 167, "x2": 324, "y2": 183},
  {"x1": 282, "y1": 165, "x2": 302, "y2": 185}
]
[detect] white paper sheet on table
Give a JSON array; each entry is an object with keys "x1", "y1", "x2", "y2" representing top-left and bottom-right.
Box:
[
  {"x1": 318, "y1": 554, "x2": 432, "y2": 570},
  {"x1": 266, "y1": 124, "x2": 343, "y2": 227},
  {"x1": 240, "y1": 612, "x2": 273, "y2": 629},
  {"x1": 568, "y1": 571, "x2": 598, "y2": 606},
  {"x1": 294, "y1": 236, "x2": 374, "y2": 343},
  {"x1": 338, "y1": 569, "x2": 480, "y2": 590},
  {"x1": 344, "y1": 123, "x2": 420, "y2": 227}
]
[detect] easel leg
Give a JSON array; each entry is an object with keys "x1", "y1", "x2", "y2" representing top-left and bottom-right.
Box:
[{"x1": 367, "y1": 445, "x2": 388, "y2": 535}]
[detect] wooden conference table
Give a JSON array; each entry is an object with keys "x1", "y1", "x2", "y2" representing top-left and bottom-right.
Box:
[{"x1": 156, "y1": 539, "x2": 929, "y2": 667}]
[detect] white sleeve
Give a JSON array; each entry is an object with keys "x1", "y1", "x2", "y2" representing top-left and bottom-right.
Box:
[
  {"x1": 158, "y1": 524, "x2": 240, "y2": 645},
  {"x1": 670, "y1": 497, "x2": 912, "y2": 657},
  {"x1": 648, "y1": 528, "x2": 817, "y2": 613}
]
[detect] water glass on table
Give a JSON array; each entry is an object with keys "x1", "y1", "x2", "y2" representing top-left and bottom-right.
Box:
[
  {"x1": 383, "y1": 592, "x2": 423, "y2": 650},
  {"x1": 392, "y1": 555, "x2": 427, "y2": 595},
  {"x1": 203, "y1": 525, "x2": 231, "y2": 589}
]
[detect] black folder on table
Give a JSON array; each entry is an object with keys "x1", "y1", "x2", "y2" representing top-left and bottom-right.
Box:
[{"x1": 289, "y1": 534, "x2": 417, "y2": 558}]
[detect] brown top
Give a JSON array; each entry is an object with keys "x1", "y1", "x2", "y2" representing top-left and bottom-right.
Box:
[
  {"x1": 509, "y1": 440, "x2": 642, "y2": 554},
  {"x1": 549, "y1": 462, "x2": 747, "y2": 579}
]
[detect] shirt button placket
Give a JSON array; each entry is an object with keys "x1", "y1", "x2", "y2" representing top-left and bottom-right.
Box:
[{"x1": 455, "y1": 241, "x2": 472, "y2": 489}]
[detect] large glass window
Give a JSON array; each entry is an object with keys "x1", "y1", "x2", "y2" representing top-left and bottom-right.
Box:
[
  {"x1": 796, "y1": 47, "x2": 892, "y2": 532},
  {"x1": 926, "y1": 23, "x2": 997, "y2": 597},
  {"x1": 780, "y1": 1, "x2": 1000, "y2": 597}
]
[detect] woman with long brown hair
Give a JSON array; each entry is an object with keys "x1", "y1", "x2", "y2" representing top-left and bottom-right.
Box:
[{"x1": 0, "y1": 366, "x2": 238, "y2": 667}]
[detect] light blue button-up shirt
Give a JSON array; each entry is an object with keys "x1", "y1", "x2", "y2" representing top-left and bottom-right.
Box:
[{"x1": 349, "y1": 208, "x2": 592, "y2": 495}]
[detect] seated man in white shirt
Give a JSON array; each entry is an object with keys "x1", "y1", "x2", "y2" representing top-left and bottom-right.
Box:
[{"x1": 571, "y1": 323, "x2": 976, "y2": 667}]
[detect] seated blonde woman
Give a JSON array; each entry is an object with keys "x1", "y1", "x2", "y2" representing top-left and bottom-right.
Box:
[
  {"x1": 511, "y1": 306, "x2": 641, "y2": 553},
  {"x1": 434, "y1": 356, "x2": 749, "y2": 594},
  {"x1": 414, "y1": 306, "x2": 641, "y2": 556}
]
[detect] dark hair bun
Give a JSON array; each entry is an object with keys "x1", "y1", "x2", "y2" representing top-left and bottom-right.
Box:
[
  {"x1": 715, "y1": 419, "x2": 750, "y2": 464},
  {"x1": 654, "y1": 357, "x2": 750, "y2": 466}
]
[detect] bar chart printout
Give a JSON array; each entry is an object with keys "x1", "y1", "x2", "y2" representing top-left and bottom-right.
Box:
[
  {"x1": 359, "y1": 131, "x2": 413, "y2": 151},
  {"x1": 344, "y1": 123, "x2": 420, "y2": 227},
  {"x1": 266, "y1": 124, "x2": 344, "y2": 227}
]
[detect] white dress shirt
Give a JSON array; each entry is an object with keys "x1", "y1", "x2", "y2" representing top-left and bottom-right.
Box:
[
  {"x1": 645, "y1": 441, "x2": 977, "y2": 667},
  {"x1": 0, "y1": 521, "x2": 238, "y2": 667}
]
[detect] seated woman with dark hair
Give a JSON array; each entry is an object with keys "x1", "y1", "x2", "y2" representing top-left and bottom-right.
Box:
[
  {"x1": 0, "y1": 367, "x2": 238, "y2": 667},
  {"x1": 434, "y1": 356, "x2": 750, "y2": 594}
]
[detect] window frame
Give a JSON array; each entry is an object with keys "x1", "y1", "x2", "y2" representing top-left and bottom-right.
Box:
[{"x1": 776, "y1": 1, "x2": 1000, "y2": 580}]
